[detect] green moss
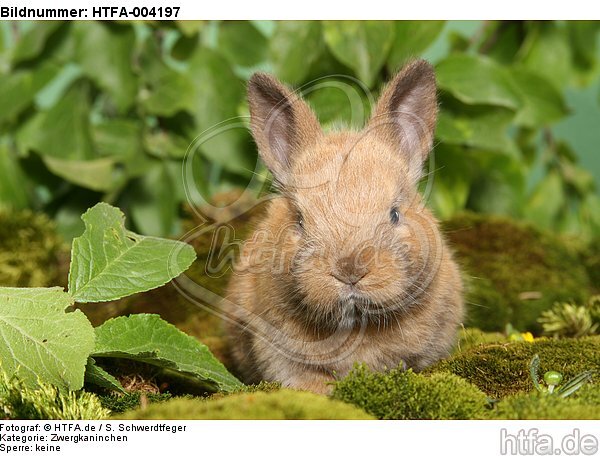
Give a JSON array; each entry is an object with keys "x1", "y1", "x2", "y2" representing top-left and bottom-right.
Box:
[
  {"x1": 99, "y1": 392, "x2": 173, "y2": 414},
  {"x1": 232, "y1": 380, "x2": 282, "y2": 393},
  {"x1": 0, "y1": 373, "x2": 109, "y2": 420},
  {"x1": 428, "y1": 336, "x2": 600, "y2": 399},
  {"x1": 454, "y1": 327, "x2": 507, "y2": 354},
  {"x1": 490, "y1": 388, "x2": 600, "y2": 419},
  {"x1": 443, "y1": 212, "x2": 592, "y2": 332},
  {"x1": 0, "y1": 209, "x2": 64, "y2": 288},
  {"x1": 211, "y1": 380, "x2": 281, "y2": 399},
  {"x1": 332, "y1": 364, "x2": 489, "y2": 420},
  {"x1": 117, "y1": 389, "x2": 373, "y2": 419},
  {"x1": 573, "y1": 384, "x2": 600, "y2": 405}
]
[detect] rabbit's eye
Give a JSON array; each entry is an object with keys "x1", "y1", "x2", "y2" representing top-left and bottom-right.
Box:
[
  {"x1": 390, "y1": 207, "x2": 400, "y2": 225},
  {"x1": 297, "y1": 212, "x2": 304, "y2": 230}
]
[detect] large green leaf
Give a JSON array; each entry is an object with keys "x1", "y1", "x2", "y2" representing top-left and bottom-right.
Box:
[
  {"x1": 270, "y1": 21, "x2": 323, "y2": 84},
  {"x1": 0, "y1": 287, "x2": 95, "y2": 391},
  {"x1": 323, "y1": 21, "x2": 395, "y2": 87},
  {"x1": 387, "y1": 21, "x2": 445, "y2": 71},
  {"x1": 16, "y1": 81, "x2": 94, "y2": 160},
  {"x1": 42, "y1": 156, "x2": 118, "y2": 192},
  {"x1": 93, "y1": 314, "x2": 242, "y2": 392},
  {"x1": 217, "y1": 21, "x2": 268, "y2": 68},
  {"x1": 74, "y1": 22, "x2": 137, "y2": 112},
  {"x1": 68, "y1": 203, "x2": 196, "y2": 303},
  {"x1": 436, "y1": 54, "x2": 522, "y2": 110},
  {"x1": 511, "y1": 68, "x2": 569, "y2": 127}
]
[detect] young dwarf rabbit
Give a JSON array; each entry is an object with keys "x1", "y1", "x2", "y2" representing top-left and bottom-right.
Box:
[{"x1": 223, "y1": 60, "x2": 464, "y2": 394}]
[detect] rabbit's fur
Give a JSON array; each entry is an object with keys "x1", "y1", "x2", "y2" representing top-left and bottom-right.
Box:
[{"x1": 223, "y1": 60, "x2": 464, "y2": 393}]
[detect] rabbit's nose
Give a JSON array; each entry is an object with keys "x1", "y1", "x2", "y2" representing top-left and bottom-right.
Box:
[{"x1": 332, "y1": 255, "x2": 369, "y2": 285}]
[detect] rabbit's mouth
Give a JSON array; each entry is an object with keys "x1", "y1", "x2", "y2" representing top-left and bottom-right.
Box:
[{"x1": 337, "y1": 292, "x2": 385, "y2": 326}]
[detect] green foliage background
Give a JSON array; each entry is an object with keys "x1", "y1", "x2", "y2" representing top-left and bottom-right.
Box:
[{"x1": 0, "y1": 20, "x2": 598, "y2": 240}]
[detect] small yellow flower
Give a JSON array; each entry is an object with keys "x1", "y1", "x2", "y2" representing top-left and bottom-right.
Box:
[
  {"x1": 508, "y1": 331, "x2": 535, "y2": 342},
  {"x1": 522, "y1": 332, "x2": 534, "y2": 342}
]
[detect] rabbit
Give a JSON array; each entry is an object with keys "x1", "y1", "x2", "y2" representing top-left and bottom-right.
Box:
[{"x1": 223, "y1": 59, "x2": 464, "y2": 394}]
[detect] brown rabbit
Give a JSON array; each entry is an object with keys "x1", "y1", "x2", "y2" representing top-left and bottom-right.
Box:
[{"x1": 223, "y1": 60, "x2": 464, "y2": 394}]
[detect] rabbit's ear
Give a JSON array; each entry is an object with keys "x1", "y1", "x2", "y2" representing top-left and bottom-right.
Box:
[
  {"x1": 248, "y1": 73, "x2": 322, "y2": 182},
  {"x1": 368, "y1": 60, "x2": 437, "y2": 175}
]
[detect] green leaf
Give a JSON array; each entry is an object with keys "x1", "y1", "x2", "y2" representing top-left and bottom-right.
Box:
[
  {"x1": 93, "y1": 119, "x2": 143, "y2": 160},
  {"x1": 68, "y1": 203, "x2": 196, "y2": 303},
  {"x1": 568, "y1": 21, "x2": 600, "y2": 83},
  {"x1": 480, "y1": 22, "x2": 525, "y2": 65},
  {"x1": 437, "y1": 102, "x2": 516, "y2": 152},
  {"x1": 11, "y1": 22, "x2": 63, "y2": 64},
  {"x1": 0, "y1": 287, "x2": 95, "y2": 391},
  {"x1": 524, "y1": 170, "x2": 565, "y2": 229},
  {"x1": 175, "y1": 20, "x2": 204, "y2": 37},
  {"x1": 93, "y1": 314, "x2": 242, "y2": 392},
  {"x1": 270, "y1": 21, "x2": 323, "y2": 84},
  {"x1": 186, "y1": 47, "x2": 253, "y2": 175},
  {"x1": 520, "y1": 23, "x2": 572, "y2": 89},
  {"x1": 73, "y1": 22, "x2": 137, "y2": 112},
  {"x1": 306, "y1": 79, "x2": 371, "y2": 129},
  {"x1": 322, "y1": 21, "x2": 395, "y2": 87},
  {"x1": 426, "y1": 145, "x2": 472, "y2": 219},
  {"x1": 467, "y1": 151, "x2": 526, "y2": 216},
  {"x1": 387, "y1": 21, "x2": 445, "y2": 71},
  {"x1": 557, "y1": 370, "x2": 596, "y2": 398},
  {"x1": 217, "y1": 21, "x2": 268, "y2": 68},
  {"x1": 0, "y1": 145, "x2": 29, "y2": 209},
  {"x1": 53, "y1": 192, "x2": 91, "y2": 242},
  {"x1": 92, "y1": 118, "x2": 149, "y2": 180},
  {"x1": 144, "y1": 130, "x2": 189, "y2": 159},
  {"x1": 16, "y1": 81, "x2": 94, "y2": 160},
  {"x1": 140, "y1": 39, "x2": 195, "y2": 117},
  {"x1": 187, "y1": 47, "x2": 243, "y2": 129},
  {"x1": 0, "y1": 62, "x2": 60, "y2": 124},
  {"x1": 129, "y1": 160, "x2": 179, "y2": 237},
  {"x1": 139, "y1": 31, "x2": 195, "y2": 116},
  {"x1": 84, "y1": 358, "x2": 125, "y2": 393},
  {"x1": 436, "y1": 54, "x2": 522, "y2": 109},
  {"x1": 42, "y1": 156, "x2": 118, "y2": 192},
  {"x1": 512, "y1": 68, "x2": 569, "y2": 127},
  {"x1": 143, "y1": 67, "x2": 193, "y2": 116}
]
